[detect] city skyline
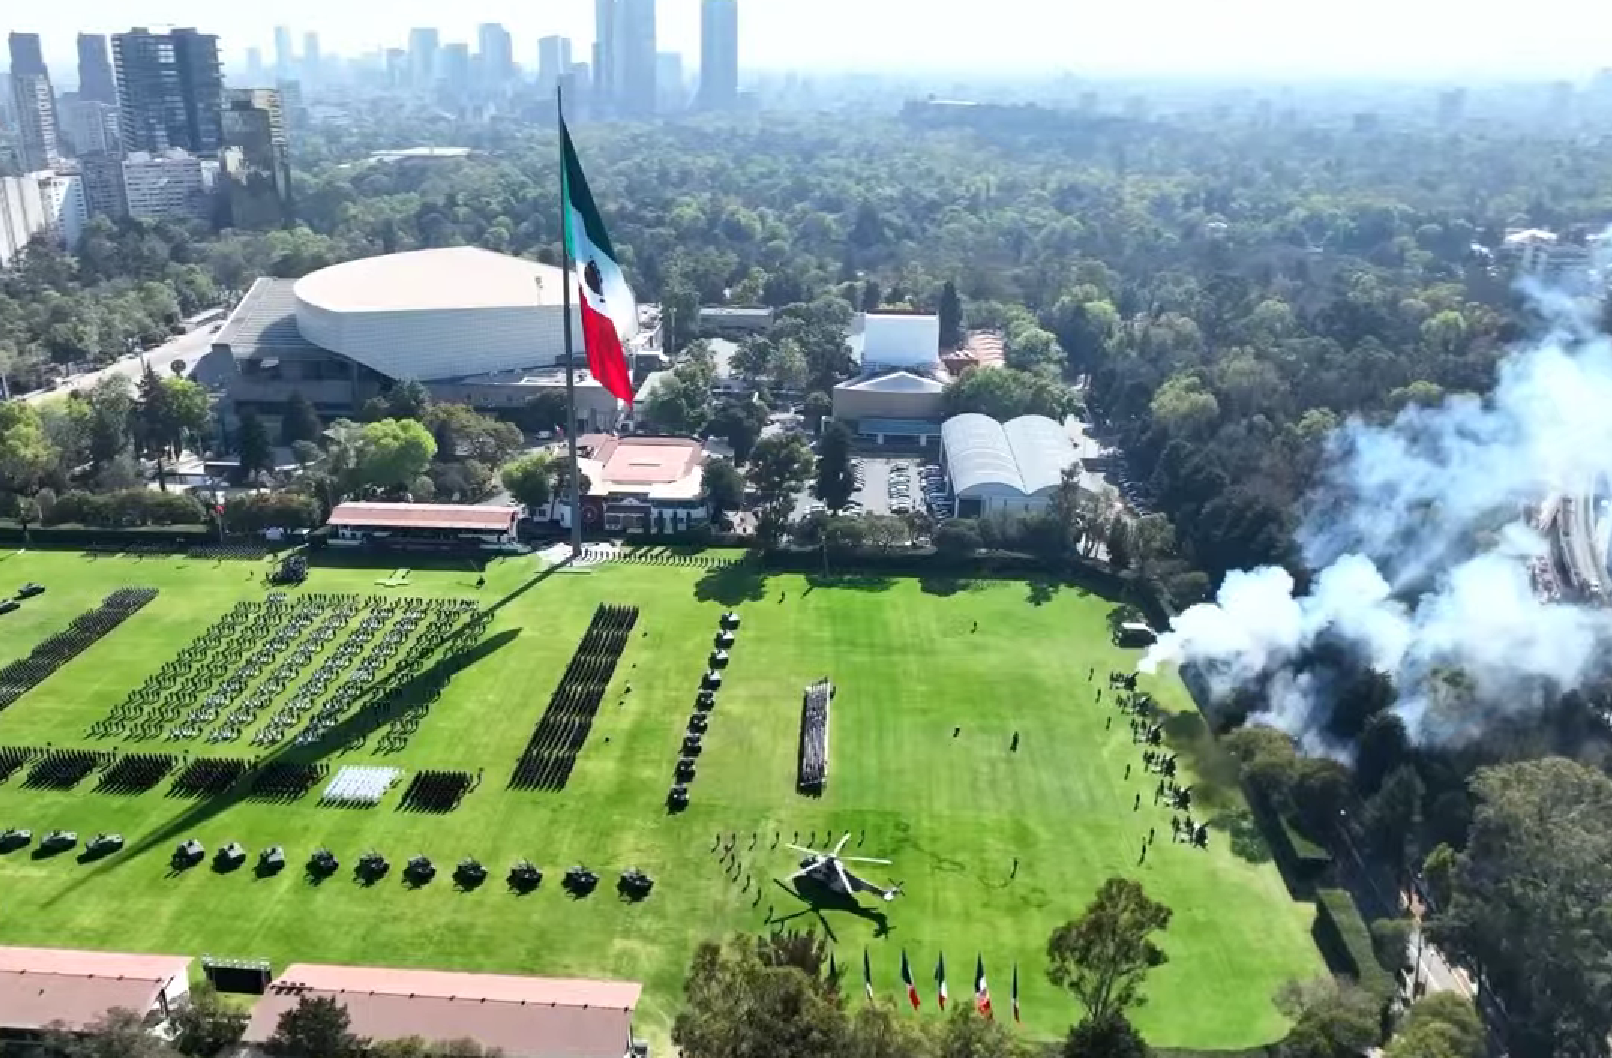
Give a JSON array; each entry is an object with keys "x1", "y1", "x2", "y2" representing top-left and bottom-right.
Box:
[{"x1": 4, "y1": 0, "x2": 1608, "y2": 82}]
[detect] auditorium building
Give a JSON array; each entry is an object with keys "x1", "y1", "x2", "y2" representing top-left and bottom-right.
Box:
[{"x1": 197, "y1": 247, "x2": 660, "y2": 437}]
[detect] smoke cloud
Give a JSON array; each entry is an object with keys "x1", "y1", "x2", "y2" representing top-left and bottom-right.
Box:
[{"x1": 1141, "y1": 269, "x2": 1612, "y2": 744}]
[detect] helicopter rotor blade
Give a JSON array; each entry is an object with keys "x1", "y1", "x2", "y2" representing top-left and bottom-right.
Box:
[
  {"x1": 843, "y1": 856, "x2": 891, "y2": 865},
  {"x1": 832, "y1": 832, "x2": 852, "y2": 856},
  {"x1": 785, "y1": 844, "x2": 819, "y2": 856},
  {"x1": 835, "y1": 860, "x2": 853, "y2": 894}
]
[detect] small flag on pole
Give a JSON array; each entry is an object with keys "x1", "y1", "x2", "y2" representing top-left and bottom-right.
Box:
[
  {"x1": 863, "y1": 948, "x2": 873, "y2": 1000},
  {"x1": 901, "y1": 950, "x2": 920, "y2": 1009},
  {"x1": 935, "y1": 952, "x2": 949, "y2": 1009},
  {"x1": 1011, "y1": 963, "x2": 1020, "y2": 1023},
  {"x1": 975, "y1": 955, "x2": 993, "y2": 1019}
]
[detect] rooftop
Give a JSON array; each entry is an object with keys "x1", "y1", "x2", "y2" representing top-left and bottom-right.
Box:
[
  {"x1": 0, "y1": 947, "x2": 191, "y2": 1032},
  {"x1": 242, "y1": 964, "x2": 640, "y2": 1058},
  {"x1": 835, "y1": 370, "x2": 946, "y2": 394},
  {"x1": 942, "y1": 413, "x2": 1080, "y2": 497},
  {"x1": 214, "y1": 277, "x2": 322, "y2": 356},
  {"x1": 295, "y1": 248, "x2": 567, "y2": 315},
  {"x1": 596, "y1": 436, "x2": 703, "y2": 486},
  {"x1": 852, "y1": 312, "x2": 942, "y2": 371},
  {"x1": 328, "y1": 503, "x2": 519, "y2": 532}
]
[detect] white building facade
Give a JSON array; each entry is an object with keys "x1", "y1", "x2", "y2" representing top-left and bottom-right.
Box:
[
  {"x1": 0, "y1": 172, "x2": 49, "y2": 269},
  {"x1": 39, "y1": 173, "x2": 88, "y2": 249},
  {"x1": 122, "y1": 150, "x2": 218, "y2": 222}
]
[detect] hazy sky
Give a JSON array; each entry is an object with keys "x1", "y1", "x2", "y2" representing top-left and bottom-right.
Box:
[{"x1": 10, "y1": 0, "x2": 1608, "y2": 80}]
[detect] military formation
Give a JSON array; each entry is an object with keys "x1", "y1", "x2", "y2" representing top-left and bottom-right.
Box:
[
  {"x1": 509, "y1": 603, "x2": 639, "y2": 791},
  {"x1": 1, "y1": 587, "x2": 156, "y2": 711},
  {"x1": 87, "y1": 593, "x2": 482, "y2": 753}
]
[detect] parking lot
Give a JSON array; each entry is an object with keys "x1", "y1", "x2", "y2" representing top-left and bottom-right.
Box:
[{"x1": 849, "y1": 456, "x2": 950, "y2": 518}]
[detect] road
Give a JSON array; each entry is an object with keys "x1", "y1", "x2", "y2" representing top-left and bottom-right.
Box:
[
  {"x1": 1558, "y1": 492, "x2": 1605, "y2": 596},
  {"x1": 19, "y1": 320, "x2": 221, "y2": 404}
]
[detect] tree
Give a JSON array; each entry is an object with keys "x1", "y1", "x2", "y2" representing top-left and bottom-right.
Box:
[
  {"x1": 701, "y1": 457, "x2": 745, "y2": 521},
  {"x1": 1046, "y1": 877, "x2": 1172, "y2": 1025},
  {"x1": 1385, "y1": 992, "x2": 1485, "y2": 1058},
  {"x1": 814, "y1": 421, "x2": 857, "y2": 512},
  {"x1": 427, "y1": 404, "x2": 524, "y2": 467},
  {"x1": 517, "y1": 391, "x2": 571, "y2": 435},
  {"x1": 939, "y1": 280, "x2": 964, "y2": 350},
  {"x1": 934, "y1": 518, "x2": 982, "y2": 558},
  {"x1": 291, "y1": 439, "x2": 323, "y2": 470},
  {"x1": 352, "y1": 419, "x2": 438, "y2": 492},
  {"x1": 501, "y1": 452, "x2": 554, "y2": 515},
  {"x1": 1430, "y1": 757, "x2": 1612, "y2": 1058},
  {"x1": 171, "y1": 984, "x2": 248, "y2": 1058},
  {"x1": 803, "y1": 390, "x2": 833, "y2": 433},
  {"x1": 861, "y1": 278, "x2": 882, "y2": 312},
  {"x1": 1149, "y1": 373, "x2": 1220, "y2": 436},
  {"x1": 282, "y1": 391, "x2": 323, "y2": 447},
  {"x1": 162, "y1": 378, "x2": 212, "y2": 452},
  {"x1": 708, "y1": 397, "x2": 769, "y2": 465},
  {"x1": 1369, "y1": 917, "x2": 1412, "y2": 975},
  {"x1": 84, "y1": 374, "x2": 135, "y2": 466},
  {"x1": 67, "y1": 1007, "x2": 178, "y2": 1058},
  {"x1": 1361, "y1": 764, "x2": 1424, "y2": 875},
  {"x1": 1223, "y1": 725, "x2": 1302, "y2": 807},
  {"x1": 1276, "y1": 978, "x2": 1382, "y2": 1058},
  {"x1": 1355, "y1": 712, "x2": 1410, "y2": 797},
  {"x1": 1005, "y1": 325, "x2": 1065, "y2": 375},
  {"x1": 1420, "y1": 843, "x2": 1456, "y2": 911},
  {"x1": 945, "y1": 367, "x2": 1077, "y2": 422},
  {"x1": 748, "y1": 433, "x2": 815, "y2": 509},
  {"x1": 223, "y1": 492, "x2": 320, "y2": 532},
  {"x1": 235, "y1": 409, "x2": 274, "y2": 482},
  {"x1": 263, "y1": 995, "x2": 365, "y2": 1058},
  {"x1": 0, "y1": 404, "x2": 58, "y2": 544},
  {"x1": 673, "y1": 935, "x2": 849, "y2": 1058},
  {"x1": 1063, "y1": 1013, "x2": 1150, "y2": 1058},
  {"x1": 643, "y1": 364, "x2": 713, "y2": 435}
]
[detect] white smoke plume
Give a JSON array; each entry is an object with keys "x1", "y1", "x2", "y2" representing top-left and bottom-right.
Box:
[{"x1": 1141, "y1": 269, "x2": 1612, "y2": 743}]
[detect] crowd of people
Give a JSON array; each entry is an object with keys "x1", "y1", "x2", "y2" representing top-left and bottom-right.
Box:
[{"x1": 1100, "y1": 668, "x2": 1210, "y2": 863}]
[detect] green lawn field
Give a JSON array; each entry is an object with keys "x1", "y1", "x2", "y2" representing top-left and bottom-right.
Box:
[{"x1": 0, "y1": 547, "x2": 1320, "y2": 1048}]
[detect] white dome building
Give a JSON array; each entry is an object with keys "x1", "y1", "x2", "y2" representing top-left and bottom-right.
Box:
[
  {"x1": 208, "y1": 247, "x2": 652, "y2": 435},
  {"x1": 292, "y1": 247, "x2": 583, "y2": 382}
]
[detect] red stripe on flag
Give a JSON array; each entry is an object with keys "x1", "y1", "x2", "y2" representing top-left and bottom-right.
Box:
[{"x1": 578, "y1": 295, "x2": 634, "y2": 403}]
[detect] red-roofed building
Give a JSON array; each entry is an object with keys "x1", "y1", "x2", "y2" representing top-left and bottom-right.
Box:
[
  {"x1": 552, "y1": 436, "x2": 709, "y2": 535},
  {"x1": 0, "y1": 946, "x2": 192, "y2": 1035},
  {"x1": 240, "y1": 964, "x2": 642, "y2": 1058},
  {"x1": 326, "y1": 502, "x2": 521, "y2": 551}
]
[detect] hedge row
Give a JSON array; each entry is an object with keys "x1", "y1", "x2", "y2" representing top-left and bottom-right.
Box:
[
  {"x1": 44, "y1": 489, "x2": 207, "y2": 528},
  {"x1": 1313, "y1": 888, "x2": 1395, "y2": 998},
  {"x1": 0, "y1": 523, "x2": 211, "y2": 546}
]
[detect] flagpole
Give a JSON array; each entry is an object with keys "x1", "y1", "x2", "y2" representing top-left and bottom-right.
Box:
[{"x1": 557, "y1": 85, "x2": 584, "y2": 558}]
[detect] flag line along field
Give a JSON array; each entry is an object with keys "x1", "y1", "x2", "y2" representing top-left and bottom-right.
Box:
[{"x1": 0, "y1": 549, "x2": 1321, "y2": 1048}]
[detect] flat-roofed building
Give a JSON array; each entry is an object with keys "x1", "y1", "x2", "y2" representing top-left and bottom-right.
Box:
[
  {"x1": 698, "y1": 305, "x2": 773, "y2": 335},
  {"x1": 241, "y1": 964, "x2": 641, "y2": 1058}
]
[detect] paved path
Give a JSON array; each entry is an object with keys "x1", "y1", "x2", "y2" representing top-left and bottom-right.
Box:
[{"x1": 20, "y1": 318, "x2": 221, "y2": 404}]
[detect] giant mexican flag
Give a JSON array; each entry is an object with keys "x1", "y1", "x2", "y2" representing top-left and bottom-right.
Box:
[{"x1": 562, "y1": 119, "x2": 638, "y2": 403}]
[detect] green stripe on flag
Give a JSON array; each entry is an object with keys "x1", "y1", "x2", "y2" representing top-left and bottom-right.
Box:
[{"x1": 561, "y1": 120, "x2": 617, "y2": 260}]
